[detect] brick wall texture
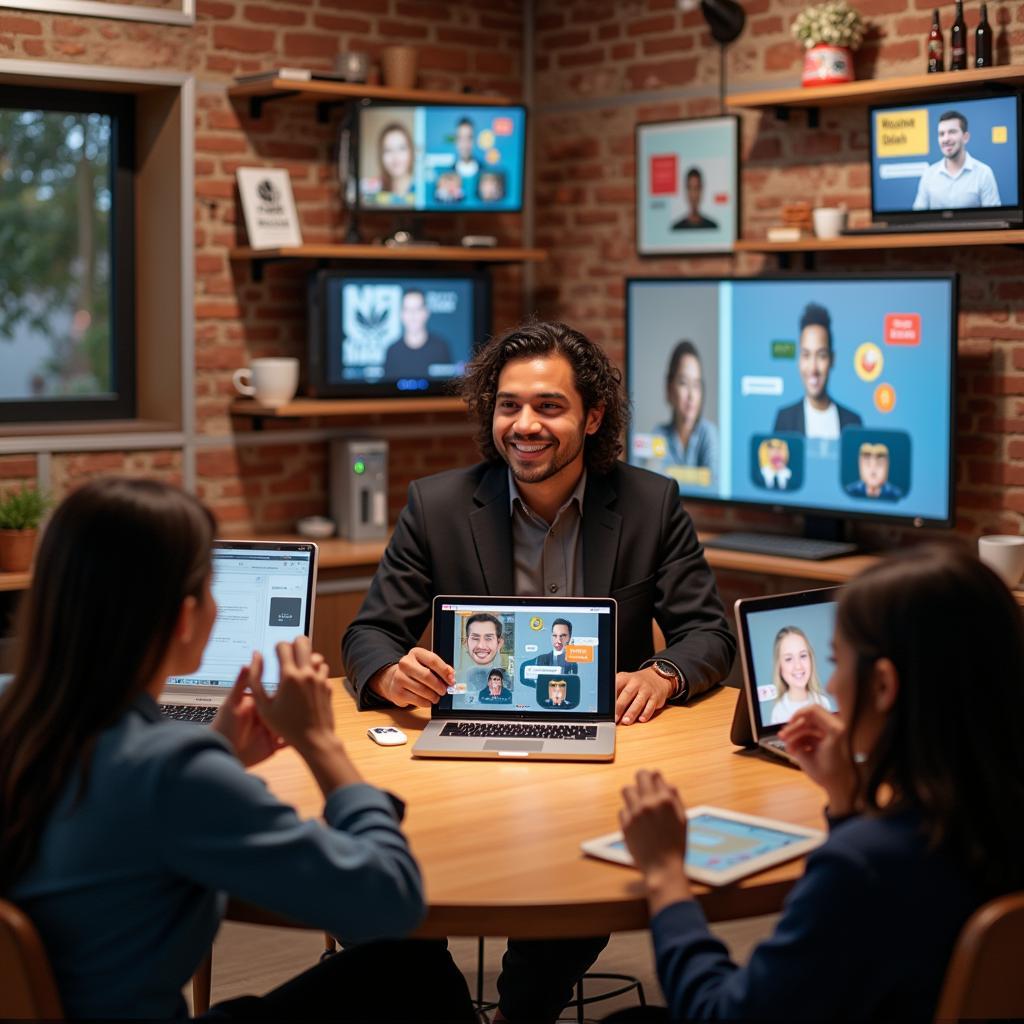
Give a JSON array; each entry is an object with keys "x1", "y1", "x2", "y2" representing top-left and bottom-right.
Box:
[{"x1": 3, "y1": 0, "x2": 1024, "y2": 543}]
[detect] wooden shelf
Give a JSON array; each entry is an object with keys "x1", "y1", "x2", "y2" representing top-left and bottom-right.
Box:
[
  {"x1": 230, "y1": 396, "x2": 468, "y2": 421},
  {"x1": 737, "y1": 229, "x2": 1024, "y2": 253},
  {"x1": 0, "y1": 570, "x2": 30, "y2": 593},
  {"x1": 229, "y1": 78, "x2": 514, "y2": 119},
  {"x1": 727, "y1": 64, "x2": 1024, "y2": 111},
  {"x1": 230, "y1": 244, "x2": 547, "y2": 281}
]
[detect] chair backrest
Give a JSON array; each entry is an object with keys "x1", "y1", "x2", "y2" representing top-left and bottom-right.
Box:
[
  {"x1": 934, "y1": 891, "x2": 1024, "y2": 1021},
  {"x1": 0, "y1": 899, "x2": 64, "y2": 1020}
]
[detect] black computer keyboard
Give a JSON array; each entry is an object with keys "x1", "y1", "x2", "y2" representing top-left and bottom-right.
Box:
[
  {"x1": 160, "y1": 704, "x2": 218, "y2": 723},
  {"x1": 703, "y1": 532, "x2": 858, "y2": 561},
  {"x1": 441, "y1": 722, "x2": 598, "y2": 740}
]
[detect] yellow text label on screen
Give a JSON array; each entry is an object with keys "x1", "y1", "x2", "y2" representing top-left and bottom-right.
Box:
[{"x1": 875, "y1": 109, "x2": 929, "y2": 157}]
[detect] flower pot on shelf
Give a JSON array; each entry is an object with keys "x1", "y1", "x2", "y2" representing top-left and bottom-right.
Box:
[
  {"x1": 802, "y1": 43, "x2": 855, "y2": 85},
  {"x1": 0, "y1": 528, "x2": 37, "y2": 572}
]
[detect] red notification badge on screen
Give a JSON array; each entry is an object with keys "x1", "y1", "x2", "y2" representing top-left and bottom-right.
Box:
[
  {"x1": 492, "y1": 117, "x2": 514, "y2": 136},
  {"x1": 884, "y1": 313, "x2": 921, "y2": 346},
  {"x1": 649, "y1": 154, "x2": 678, "y2": 195}
]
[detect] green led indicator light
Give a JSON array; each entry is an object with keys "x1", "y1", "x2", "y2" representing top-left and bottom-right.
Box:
[{"x1": 353, "y1": 460, "x2": 366, "y2": 475}]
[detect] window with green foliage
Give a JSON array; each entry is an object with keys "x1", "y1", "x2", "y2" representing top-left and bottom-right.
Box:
[{"x1": 0, "y1": 86, "x2": 135, "y2": 423}]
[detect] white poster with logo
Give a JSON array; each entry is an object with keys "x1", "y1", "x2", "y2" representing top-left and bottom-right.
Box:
[{"x1": 236, "y1": 167, "x2": 303, "y2": 250}]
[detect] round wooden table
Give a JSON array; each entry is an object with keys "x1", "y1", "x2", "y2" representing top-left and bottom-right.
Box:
[{"x1": 245, "y1": 683, "x2": 825, "y2": 939}]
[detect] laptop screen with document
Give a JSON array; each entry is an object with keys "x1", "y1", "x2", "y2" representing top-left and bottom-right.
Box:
[
  {"x1": 432, "y1": 596, "x2": 616, "y2": 719},
  {"x1": 165, "y1": 540, "x2": 317, "y2": 696}
]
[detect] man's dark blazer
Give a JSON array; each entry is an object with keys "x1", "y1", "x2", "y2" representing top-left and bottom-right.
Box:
[
  {"x1": 343, "y1": 461, "x2": 735, "y2": 709},
  {"x1": 772, "y1": 398, "x2": 862, "y2": 435}
]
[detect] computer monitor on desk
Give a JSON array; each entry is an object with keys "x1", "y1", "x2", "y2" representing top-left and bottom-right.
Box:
[{"x1": 626, "y1": 275, "x2": 957, "y2": 559}]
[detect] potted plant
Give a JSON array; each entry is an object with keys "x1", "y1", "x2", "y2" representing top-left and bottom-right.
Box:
[
  {"x1": 0, "y1": 486, "x2": 49, "y2": 572},
  {"x1": 792, "y1": 0, "x2": 866, "y2": 86}
]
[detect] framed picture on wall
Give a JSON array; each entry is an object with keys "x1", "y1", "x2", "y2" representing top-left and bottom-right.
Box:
[{"x1": 635, "y1": 114, "x2": 740, "y2": 255}]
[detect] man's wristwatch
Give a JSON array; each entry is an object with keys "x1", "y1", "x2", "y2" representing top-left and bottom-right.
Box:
[{"x1": 650, "y1": 659, "x2": 688, "y2": 702}]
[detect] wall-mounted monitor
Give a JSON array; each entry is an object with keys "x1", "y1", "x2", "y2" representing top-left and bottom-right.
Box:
[
  {"x1": 356, "y1": 104, "x2": 526, "y2": 213},
  {"x1": 307, "y1": 268, "x2": 491, "y2": 399},
  {"x1": 869, "y1": 92, "x2": 1022, "y2": 225},
  {"x1": 626, "y1": 274, "x2": 957, "y2": 530}
]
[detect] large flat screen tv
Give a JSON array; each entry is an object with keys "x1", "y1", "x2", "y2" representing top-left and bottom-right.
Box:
[
  {"x1": 307, "y1": 268, "x2": 490, "y2": 399},
  {"x1": 356, "y1": 103, "x2": 527, "y2": 213},
  {"x1": 869, "y1": 92, "x2": 1022, "y2": 225},
  {"x1": 626, "y1": 274, "x2": 957, "y2": 529}
]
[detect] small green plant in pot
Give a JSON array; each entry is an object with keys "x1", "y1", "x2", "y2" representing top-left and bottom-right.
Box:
[{"x1": 0, "y1": 486, "x2": 49, "y2": 572}]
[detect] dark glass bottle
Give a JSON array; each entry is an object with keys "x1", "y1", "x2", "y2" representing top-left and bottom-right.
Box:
[
  {"x1": 927, "y1": 9, "x2": 944, "y2": 72},
  {"x1": 950, "y1": 0, "x2": 967, "y2": 70},
  {"x1": 975, "y1": 2, "x2": 993, "y2": 67}
]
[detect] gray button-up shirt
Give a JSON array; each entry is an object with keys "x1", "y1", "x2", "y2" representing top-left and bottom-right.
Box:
[{"x1": 509, "y1": 468, "x2": 586, "y2": 598}]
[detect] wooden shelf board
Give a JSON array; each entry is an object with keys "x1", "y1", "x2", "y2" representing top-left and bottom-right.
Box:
[
  {"x1": 727, "y1": 64, "x2": 1024, "y2": 110},
  {"x1": 736, "y1": 229, "x2": 1024, "y2": 253},
  {"x1": 0, "y1": 570, "x2": 31, "y2": 593},
  {"x1": 228, "y1": 79, "x2": 513, "y2": 107},
  {"x1": 230, "y1": 397, "x2": 468, "y2": 419},
  {"x1": 229, "y1": 244, "x2": 546, "y2": 264}
]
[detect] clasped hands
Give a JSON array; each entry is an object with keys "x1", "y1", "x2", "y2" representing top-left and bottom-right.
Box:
[{"x1": 371, "y1": 647, "x2": 675, "y2": 725}]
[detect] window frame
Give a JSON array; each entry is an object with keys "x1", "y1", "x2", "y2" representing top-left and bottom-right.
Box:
[{"x1": 0, "y1": 83, "x2": 136, "y2": 424}]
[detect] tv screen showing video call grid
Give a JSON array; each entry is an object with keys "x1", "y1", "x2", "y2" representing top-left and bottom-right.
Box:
[
  {"x1": 320, "y1": 272, "x2": 485, "y2": 392},
  {"x1": 744, "y1": 599, "x2": 839, "y2": 733},
  {"x1": 358, "y1": 104, "x2": 526, "y2": 213},
  {"x1": 870, "y1": 93, "x2": 1021, "y2": 217},
  {"x1": 627, "y1": 276, "x2": 956, "y2": 525},
  {"x1": 435, "y1": 604, "x2": 614, "y2": 716}
]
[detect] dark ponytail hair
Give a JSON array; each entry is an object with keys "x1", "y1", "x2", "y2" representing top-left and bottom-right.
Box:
[
  {"x1": 837, "y1": 542, "x2": 1024, "y2": 897},
  {"x1": 0, "y1": 478, "x2": 214, "y2": 891}
]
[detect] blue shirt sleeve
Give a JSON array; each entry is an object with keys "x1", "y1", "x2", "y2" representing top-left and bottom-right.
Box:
[
  {"x1": 153, "y1": 736, "x2": 425, "y2": 943},
  {"x1": 651, "y1": 842, "x2": 874, "y2": 1020}
]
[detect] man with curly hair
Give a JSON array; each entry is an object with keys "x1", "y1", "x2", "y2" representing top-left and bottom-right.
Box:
[{"x1": 342, "y1": 319, "x2": 734, "y2": 1024}]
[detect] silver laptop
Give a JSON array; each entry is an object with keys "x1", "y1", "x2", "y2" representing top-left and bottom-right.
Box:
[
  {"x1": 412, "y1": 596, "x2": 617, "y2": 761},
  {"x1": 160, "y1": 539, "x2": 318, "y2": 722},
  {"x1": 734, "y1": 587, "x2": 840, "y2": 766}
]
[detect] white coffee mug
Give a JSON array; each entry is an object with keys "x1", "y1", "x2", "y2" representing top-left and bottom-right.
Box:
[
  {"x1": 812, "y1": 207, "x2": 847, "y2": 239},
  {"x1": 232, "y1": 358, "x2": 299, "y2": 407},
  {"x1": 978, "y1": 535, "x2": 1024, "y2": 588}
]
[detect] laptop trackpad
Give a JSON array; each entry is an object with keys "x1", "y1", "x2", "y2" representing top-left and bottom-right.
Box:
[{"x1": 483, "y1": 739, "x2": 544, "y2": 752}]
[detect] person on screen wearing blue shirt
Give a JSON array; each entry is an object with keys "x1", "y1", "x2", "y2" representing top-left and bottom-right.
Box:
[
  {"x1": 382, "y1": 288, "x2": 453, "y2": 380},
  {"x1": 768, "y1": 625, "x2": 835, "y2": 726},
  {"x1": 845, "y1": 441, "x2": 904, "y2": 501},
  {"x1": 773, "y1": 303, "x2": 863, "y2": 440},
  {"x1": 645, "y1": 341, "x2": 719, "y2": 487},
  {"x1": 0, "y1": 478, "x2": 473, "y2": 1022},
  {"x1": 912, "y1": 110, "x2": 1001, "y2": 211},
  {"x1": 612, "y1": 543, "x2": 1024, "y2": 1022},
  {"x1": 479, "y1": 668, "x2": 513, "y2": 704}
]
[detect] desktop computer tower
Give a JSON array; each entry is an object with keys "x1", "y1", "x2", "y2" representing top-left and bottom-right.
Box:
[{"x1": 330, "y1": 439, "x2": 388, "y2": 541}]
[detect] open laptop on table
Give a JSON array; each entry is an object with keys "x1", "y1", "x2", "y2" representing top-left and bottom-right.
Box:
[
  {"x1": 412, "y1": 595, "x2": 617, "y2": 762},
  {"x1": 731, "y1": 586, "x2": 840, "y2": 767},
  {"x1": 160, "y1": 539, "x2": 318, "y2": 723}
]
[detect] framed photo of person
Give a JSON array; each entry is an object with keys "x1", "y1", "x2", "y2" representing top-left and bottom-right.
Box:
[{"x1": 635, "y1": 114, "x2": 740, "y2": 255}]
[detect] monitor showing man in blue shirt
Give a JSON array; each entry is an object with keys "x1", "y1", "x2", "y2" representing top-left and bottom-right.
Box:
[{"x1": 913, "y1": 110, "x2": 1001, "y2": 210}]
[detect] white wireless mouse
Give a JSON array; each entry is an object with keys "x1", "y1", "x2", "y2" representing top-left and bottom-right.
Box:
[{"x1": 367, "y1": 726, "x2": 408, "y2": 746}]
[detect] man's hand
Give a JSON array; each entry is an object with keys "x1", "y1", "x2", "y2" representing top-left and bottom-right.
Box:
[
  {"x1": 211, "y1": 652, "x2": 284, "y2": 767},
  {"x1": 615, "y1": 666, "x2": 674, "y2": 725},
  {"x1": 370, "y1": 647, "x2": 454, "y2": 708}
]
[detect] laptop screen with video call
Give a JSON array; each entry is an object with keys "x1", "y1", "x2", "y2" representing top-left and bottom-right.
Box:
[
  {"x1": 737, "y1": 588, "x2": 840, "y2": 738},
  {"x1": 164, "y1": 541, "x2": 317, "y2": 696},
  {"x1": 431, "y1": 597, "x2": 617, "y2": 719}
]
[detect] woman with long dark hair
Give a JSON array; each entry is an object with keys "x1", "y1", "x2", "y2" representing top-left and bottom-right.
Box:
[
  {"x1": 0, "y1": 478, "x2": 472, "y2": 1020},
  {"x1": 616, "y1": 543, "x2": 1024, "y2": 1021}
]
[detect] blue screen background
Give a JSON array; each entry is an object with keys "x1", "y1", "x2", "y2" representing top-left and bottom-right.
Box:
[{"x1": 872, "y1": 95, "x2": 1020, "y2": 213}]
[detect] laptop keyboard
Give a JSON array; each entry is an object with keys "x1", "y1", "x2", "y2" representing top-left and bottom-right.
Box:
[
  {"x1": 160, "y1": 704, "x2": 217, "y2": 724},
  {"x1": 440, "y1": 722, "x2": 598, "y2": 741}
]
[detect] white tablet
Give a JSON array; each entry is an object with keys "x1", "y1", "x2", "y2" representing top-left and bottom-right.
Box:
[{"x1": 581, "y1": 805, "x2": 824, "y2": 887}]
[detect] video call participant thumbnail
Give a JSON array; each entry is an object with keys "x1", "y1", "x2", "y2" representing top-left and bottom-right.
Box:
[
  {"x1": 382, "y1": 288, "x2": 453, "y2": 380},
  {"x1": 773, "y1": 303, "x2": 863, "y2": 440},
  {"x1": 540, "y1": 677, "x2": 570, "y2": 708},
  {"x1": 913, "y1": 110, "x2": 1001, "y2": 211},
  {"x1": 478, "y1": 668, "x2": 512, "y2": 704},
  {"x1": 375, "y1": 122, "x2": 415, "y2": 207},
  {"x1": 769, "y1": 625, "x2": 835, "y2": 725},
  {"x1": 846, "y1": 442, "x2": 904, "y2": 501},
  {"x1": 672, "y1": 166, "x2": 718, "y2": 231},
  {"x1": 461, "y1": 611, "x2": 505, "y2": 689}
]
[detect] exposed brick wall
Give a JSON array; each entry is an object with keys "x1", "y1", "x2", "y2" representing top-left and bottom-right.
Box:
[
  {"x1": 0, "y1": 456, "x2": 39, "y2": 500},
  {"x1": 533, "y1": 0, "x2": 1024, "y2": 545},
  {"x1": 49, "y1": 450, "x2": 183, "y2": 499}
]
